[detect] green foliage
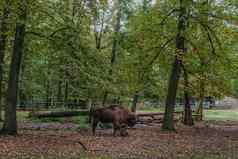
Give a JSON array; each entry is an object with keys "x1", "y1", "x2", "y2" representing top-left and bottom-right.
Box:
[{"x1": 1, "y1": 0, "x2": 238, "y2": 107}]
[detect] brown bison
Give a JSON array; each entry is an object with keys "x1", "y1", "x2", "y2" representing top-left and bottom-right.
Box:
[{"x1": 90, "y1": 104, "x2": 137, "y2": 136}]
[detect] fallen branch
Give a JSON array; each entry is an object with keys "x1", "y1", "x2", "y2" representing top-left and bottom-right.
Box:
[
  {"x1": 29, "y1": 110, "x2": 89, "y2": 118},
  {"x1": 136, "y1": 111, "x2": 183, "y2": 117}
]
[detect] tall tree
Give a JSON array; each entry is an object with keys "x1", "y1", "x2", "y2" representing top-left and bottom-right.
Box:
[
  {"x1": 0, "y1": 0, "x2": 10, "y2": 121},
  {"x1": 182, "y1": 66, "x2": 193, "y2": 125},
  {"x1": 1, "y1": 0, "x2": 27, "y2": 135},
  {"x1": 162, "y1": 0, "x2": 189, "y2": 131},
  {"x1": 131, "y1": 91, "x2": 139, "y2": 112}
]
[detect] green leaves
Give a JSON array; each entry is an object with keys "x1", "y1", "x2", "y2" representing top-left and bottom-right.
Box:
[{"x1": 1, "y1": 0, "x2": 236, "y2": 105}]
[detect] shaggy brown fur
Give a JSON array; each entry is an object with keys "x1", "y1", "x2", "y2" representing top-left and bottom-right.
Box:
[{"x1": 91, "y1": 104, "x2": 137, "y2": 136}]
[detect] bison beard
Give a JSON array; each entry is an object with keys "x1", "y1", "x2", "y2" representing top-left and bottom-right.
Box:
[{"x1": 91, "y1": 105, "x2": 136, "y2": 136}]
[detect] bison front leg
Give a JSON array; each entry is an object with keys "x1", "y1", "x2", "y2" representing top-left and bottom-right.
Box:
[
  {"x1": 113, "y1": 122, "x2": 120, "y2": 136},
  {"x1": 92, "y1": 118, "x2": 98, "y2": 136}
]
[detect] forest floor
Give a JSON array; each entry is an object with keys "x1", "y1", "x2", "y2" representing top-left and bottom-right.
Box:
[{"x1": 1, "y1": 118, "x2": 238, "y2": 159}]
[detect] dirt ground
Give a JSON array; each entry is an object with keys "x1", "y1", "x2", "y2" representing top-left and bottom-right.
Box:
[{"x1": 0, "y1": 121, "x2": 238, "y2": 159}]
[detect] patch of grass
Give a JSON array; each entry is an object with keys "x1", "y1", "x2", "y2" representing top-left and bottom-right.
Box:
[
  {"x1": 138, "y1": 106, "x2": 183, "y2": 112},
  {"x1": 139, "y1": 106, "x2": 238, "y2": 122},
  {"x1": 204, "y1": 109, "x2": 238, "y2": 121},
  {"x1": 70, "y1": 116, "x2": 88, "y2": 124},
  {"x1": 14, "y1": 108, "x2": 238, "y2": 124},
  {"x1": 71, "y1": 116, "x2": 90, "y2": 129},
  {"x1": 138, "y1": 107, "x2": 164, "y2": 112},
  {"x1": 1, "y1": 111, "x2": 30, "y2": 122},
  {"x1": 31, "y1": 117, "x2": 66, "y2": 123},
  {"x1": 17, "y1": 111, "x2": 30, "y2": 121},
  {"x1": 29, "y1": 115, "x2": 90, "y2": 129}
]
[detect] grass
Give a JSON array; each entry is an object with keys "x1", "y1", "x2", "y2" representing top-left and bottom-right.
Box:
[
  {"x1": 17, "y1": 111, "x2": 30, "y2": 121},
  {"x1": 1, "y1": 108, "x2": 238, "y2": 130},
  {"x1": 138, "y1": 106, "x2": 183, "y2": 112},
  {"x1": 29, "y1": 116, "x2": 90, "y2": 129},
  {"x1": 204, "y1": 109, "x2": 238, "y2": 121},
  {"x1": 139, "y1": 106, "x2": 238, "y2": 121},
  {"x1": 138, "y1": 106, "x2": 164, "y2": 112}
]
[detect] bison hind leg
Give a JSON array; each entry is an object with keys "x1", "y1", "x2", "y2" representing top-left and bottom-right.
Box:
[
  {"x1": 113, "y1": 126, "x2": 119, "y2": 136},
  {"x1": 92, "y1": 118, "x2": 98, "y2": 136},
  {"x1": 120, "y1": 124, "x2": 128, "y2": 137},
  {"x1": 113, "y1": 122, "x2": 121, "y2": 137}
]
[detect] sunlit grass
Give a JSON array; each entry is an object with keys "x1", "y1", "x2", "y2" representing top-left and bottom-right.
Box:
[
  {"x1": 17, "y1": 111, "x2": 30, "y2": 121},
  {"x1": 3, "y1": 108, "x2": 238, "y2": 126},
  {"x1": 204, "y1": 109, "x2": 238, "y2": 121},
  {"x1": 139, "y1": 106, "x2": 238, "y2": 121},
  {"x1": 138, "y1": 106, "x2": 183, "y2": 112}
]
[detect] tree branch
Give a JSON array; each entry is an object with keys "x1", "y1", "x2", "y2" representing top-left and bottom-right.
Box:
[
  {"x1": 159, "y1": 9, "x2": 180, "y2": 26},
  {"x1": 147, "y1": 37, "x2": 175, "y2": 67}
]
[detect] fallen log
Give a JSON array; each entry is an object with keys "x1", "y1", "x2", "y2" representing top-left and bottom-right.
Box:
[
  {"x1": 137, "y1": 118, "x2": 180, "y2": 125},
  {"x1": 136, "y1": 111, "x2": 183, "y2": 117},
  {"x1": 136, "y1": 112, "x2": 164, "y2": 117},
  {"x1": 29, "y1": 110, "x2": 89, "y2": 118},
  {"x1": 136, "y1": 111, "x2": 183, "y2": 124}
]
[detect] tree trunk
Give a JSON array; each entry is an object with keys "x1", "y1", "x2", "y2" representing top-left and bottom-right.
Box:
[
  {"x1": 45, "y1": 79, "x2": 50, "y2": 108},
  {"x1": 102, "y1": 91, "x2": 108, "y2": 106},
  {"x1": 162, "y1": 1, "x2": 187, "y2": 131},
  {"x1": 2, "y1": 22, "x2": 26, "y2": 135},
  {"x1": 64, "y1": 80, "x2": 69, "y2": 107},
  {"x1": 162, "y1": 58, "x2": 182, "y2": 131},
  {"x1": 18, "y1": 88, "x2": 27, "y2": 109},
  {"x1": 131, "y1": 92, "x2": 139, "y2": 113},
  {"x1": 1, "y1": 0, "x2": 27, "y2": 134},
  {"x1": 196, "y1": 80, "x2": 205, "y2": 121},
  {"x1": 87, "y1": 98, "x2": 92, "y2": 109},
  {"x1": 195, "y1": 0, "x2": 208, "y2": 122},
  {"x1": 0, "y1": 2, "x2": 10, "y2": 121},
  {"x1": 183, "y1": 67, "x2": 193, "y2": 126},
  {"x1": 57, "y1": 80, "x2": 62, "y2": 103},
  {"x1": 102, "y1": 1, "x2": 121, "y2": 105}
]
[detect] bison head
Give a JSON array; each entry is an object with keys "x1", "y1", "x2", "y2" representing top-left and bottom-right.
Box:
[{"x1": 127, "y1": 113, "x2": 137, "y2": 127}]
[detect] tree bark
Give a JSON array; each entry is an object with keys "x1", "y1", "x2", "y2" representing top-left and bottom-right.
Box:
[
  {"x1": 57, "y1": 80, "x2": 62, "y2": 103},
  {"x1": 2, "y1": 23, "x2": 26, "y2": 135},
  {"x1": 183, "y1": 67, "x2": 193, "y2": 126},
  {"x1": 1, "y1": 0, "x2": 27, "y2": 134},
  {"x1": 110, "y1": 5, "x2": 121, "y2": 66},
  {"x1": 196, "y1": 80, "x2": 205, "y2": 121},
  {"x1": 0, "y1": 2, "x2": 10, "y2": 121},
  {"x1": 64, "y1": 80, "x2": 69, "y2": 107},
  {"x1": 162, "y1": 0, "x2": 187, "y2": 131},
  {"x1": 45, "y1": 79, "x2": 50, "y2": 108},
  {"x1": 64, "y1": 62, "x2": 70, "y2": 108},
  {"x1": 102, "y1": 92, "x2": 108, "y2": 106},
  {"x1": 162, "y1": 58, "x2": 182, "y2": 131},
  {"x1": 131, "y1": 92, "x2": 139, "y2": 113},
  {"x1": 195, "y1": 0, "x2": 208, "y2": 122}
]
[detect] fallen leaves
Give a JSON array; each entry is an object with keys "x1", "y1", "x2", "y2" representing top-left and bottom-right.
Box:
[{"x1": 0, "y1": 121, "x2": 238, "y2": 159}]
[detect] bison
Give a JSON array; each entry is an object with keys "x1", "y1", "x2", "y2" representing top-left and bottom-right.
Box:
[{"x1": 90, "y1": 104, "x2": 137, "y2": 136}]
